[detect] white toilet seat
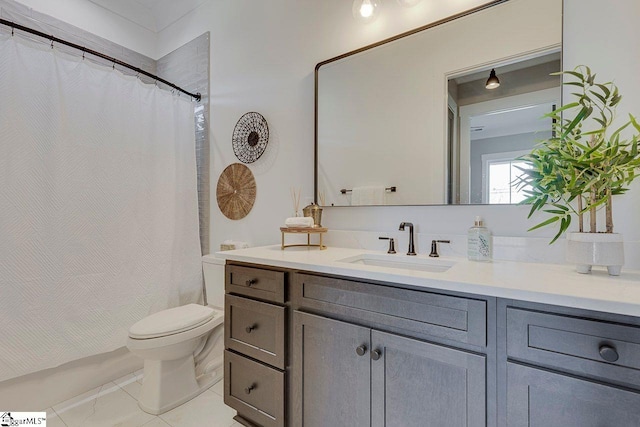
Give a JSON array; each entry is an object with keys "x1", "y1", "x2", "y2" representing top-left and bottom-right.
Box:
[
  {"x1": 127, "y1": 306, "x2": 223, "y2": 351},
  {"x1": 129, "y1": 304, "x2": 216, "y2": 339}
]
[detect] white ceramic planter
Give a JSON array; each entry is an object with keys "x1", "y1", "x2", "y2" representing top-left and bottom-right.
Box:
[{"x1": 566, "y1": 232, "x2": 624, "y2": 276}]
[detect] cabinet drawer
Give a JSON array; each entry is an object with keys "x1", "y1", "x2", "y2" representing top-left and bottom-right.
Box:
[
  {"x1": 226, "y1": 264, "x2": 285, "y2": 303},
  {"x1": 225, "y1": 294, "x2": 286, "y2": 369},
  {"x1": 507, "y1": 307, "x2": 640, "y2": 388},
  {"x1": 224, "y1": 350, "x2": 285, "y2": 427},
  {"x1": 292, "y1": 273, "x2": 486, "y2": 347}
]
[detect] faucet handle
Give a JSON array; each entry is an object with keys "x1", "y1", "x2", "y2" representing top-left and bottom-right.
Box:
[
  {"x1": 379, "y1": 237, "x2": 396, "y2": 254},
  {"x1": 429, "y1": 240, "x2": 451, "y2": 258}
]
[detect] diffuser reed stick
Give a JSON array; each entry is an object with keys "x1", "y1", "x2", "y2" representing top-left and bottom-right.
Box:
[
  {"x1": 290, "y1": 187, "x2": 301, "y2": 217},
  {"x1": 318, "y1": 191, "x2": 326, "y2": 207}
]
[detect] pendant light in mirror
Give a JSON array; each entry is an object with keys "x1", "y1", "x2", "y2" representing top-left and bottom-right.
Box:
[
  {"x1": 353, "y1": 0, "x2": 380, "y2": 23},
  {"x1": 485, "y1": 68, "x2": 500, "y2": 89}
]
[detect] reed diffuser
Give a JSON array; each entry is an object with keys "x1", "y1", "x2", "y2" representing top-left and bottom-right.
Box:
[
  {"x1": 290, "y1": 187, "x2": 301, "y2": 217},
  {"x1": 318, "y1": 191, "x2": 326, "y2": 207}
]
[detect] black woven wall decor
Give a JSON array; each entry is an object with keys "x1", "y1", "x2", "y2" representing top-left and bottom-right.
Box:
[{"x1": 232, "y1": 112, "x2": 269, "y2": 163}]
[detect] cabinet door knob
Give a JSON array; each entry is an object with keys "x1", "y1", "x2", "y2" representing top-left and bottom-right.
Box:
[
  {"x1": 355, "y1": 345, "x2": 367, "y2": 356},
  {"x1": 245, "y1": 324, "x2": 257, "y2": 333},
  {"x1": 245, "y1": 279, "x2": 257, "y2": 286},
  {"x1": 371, "y1": 349, "x2": 382, "y2": 361},
  {"x1": 599, "y1": 345, "x2": 619, "y2": 363},
  {"x1": 245, "y1": 383, "x2": 256, "y2": 394}
]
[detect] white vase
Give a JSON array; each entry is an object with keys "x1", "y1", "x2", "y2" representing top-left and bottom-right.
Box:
[{"x1": 566, "y1": 232, "x2": 624, "y2": 276}]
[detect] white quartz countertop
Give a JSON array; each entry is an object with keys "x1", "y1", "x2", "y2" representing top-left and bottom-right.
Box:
[{"x1": 212, "y1": 245, "x2": 640, "y2": 318}]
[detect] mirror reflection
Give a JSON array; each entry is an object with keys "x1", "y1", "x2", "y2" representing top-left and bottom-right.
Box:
[
  {"x1": 449, "y1": 53, "x2": 561, "y2": 204},
  {"x1": 316, "y1": 0, "x2": 562, "y2": 206}
]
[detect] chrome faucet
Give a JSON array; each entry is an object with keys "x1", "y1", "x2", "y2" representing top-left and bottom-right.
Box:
[{"x1": 398, "y1": 222, "x2": 416, "y2": 256}]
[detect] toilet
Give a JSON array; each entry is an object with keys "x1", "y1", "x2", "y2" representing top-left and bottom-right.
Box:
[{"x1": 126, "y1": 255, "x2": 226, "y2": 415}]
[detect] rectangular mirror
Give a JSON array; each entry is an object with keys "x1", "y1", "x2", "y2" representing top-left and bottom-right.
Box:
[{"x1": 315, "y1": 0, "x2": 563, "y2": 206}]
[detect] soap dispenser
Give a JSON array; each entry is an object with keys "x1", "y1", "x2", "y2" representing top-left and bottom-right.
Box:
[{"x1": 468, "y1": 216, "x2": 491, "y2": 262}]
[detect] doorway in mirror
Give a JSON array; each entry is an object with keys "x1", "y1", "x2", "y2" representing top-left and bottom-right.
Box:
[{"x1": 448, "y1": 51, "x2": 561, "y2": 204}]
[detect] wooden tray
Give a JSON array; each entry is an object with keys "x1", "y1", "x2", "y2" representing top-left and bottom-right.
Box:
[{"x1": 280, "y1": 227, "x2": 327, "y2": 250}]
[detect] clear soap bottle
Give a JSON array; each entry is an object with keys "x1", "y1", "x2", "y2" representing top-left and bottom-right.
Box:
[{"x1": 468, "y1": 216, "x2": 491, "y2": 262}]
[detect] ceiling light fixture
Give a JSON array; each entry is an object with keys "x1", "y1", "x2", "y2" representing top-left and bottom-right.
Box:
[
  {"x1": 352, "y1": 0, "x2": 380, "y2": 24},
  {"x1": 485, "y1": 68, "x2": 500, "y2": 89}
]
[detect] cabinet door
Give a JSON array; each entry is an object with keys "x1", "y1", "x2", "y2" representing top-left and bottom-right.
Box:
[
  {"x1": 507, "y1": 362, "x2": 640, "y2": 427},
  {"x1": 292, "y1": 311, "x2": 371, "y2": 427},
  {"x1": 371, "y1": 330, "x2": 486, "y2": 427}
]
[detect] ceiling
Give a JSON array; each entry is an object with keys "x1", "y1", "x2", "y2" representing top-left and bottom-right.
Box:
[
  {"x1": 470, "y1": 102, "x2": 555, "y2": 141},
  {"x1": 87, "y1": 0, "x2": 209, "y2": 32}
]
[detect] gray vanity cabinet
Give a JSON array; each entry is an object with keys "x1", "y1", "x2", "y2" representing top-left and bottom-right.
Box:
[
  {"x1": 500, "y1": 301, "x2": 640, "y2": 427},
  {"x1": 224, "y1": 264, "x2": 288, "y2": 427},
  {"x1": 371, "y1": 330, "x2": 486, "y2": 427},
  {"x1": 292, "y1": 311, "x2": 371, "y2": 427},
  {"x1": 293, "y1": 310, "x2": 487, "y2": 427},
  {"x1": 506, "y1": 362, "x2": 640, "y2": 426}
]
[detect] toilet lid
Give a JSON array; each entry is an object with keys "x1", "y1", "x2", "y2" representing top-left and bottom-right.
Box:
[{"x1": 129, "y1": 304, "x2": 216, "y2": 339}]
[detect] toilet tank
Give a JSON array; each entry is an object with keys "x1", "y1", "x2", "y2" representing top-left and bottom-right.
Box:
[{"x1": 202, "y1": 255, "x2": 225, "y2": 309}]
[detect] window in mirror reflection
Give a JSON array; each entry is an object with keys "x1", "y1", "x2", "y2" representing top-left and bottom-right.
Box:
[{"x1": 482, "y1": 151, "x2": 533, "y2": 204}]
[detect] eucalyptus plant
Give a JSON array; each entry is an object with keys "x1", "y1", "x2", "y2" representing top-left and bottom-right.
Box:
[{"x1": 516, "y1": 65, "x2": 640, "y2": 243}]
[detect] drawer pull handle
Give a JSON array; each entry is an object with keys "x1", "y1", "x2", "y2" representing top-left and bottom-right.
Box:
[
  {"x1": 245, "y1": 279, "x2": 257, "y2": 286},
  {"x1": 245, "y1": 383, "x2": 256, "y2": 394},
  {"x1": 599, "y1": 345, "x2": 619, "y2": 363},
  {"x1": 356, "y1": 345, "x2": 367, "y2": 356},
  {"x1": 245, "y1": 324, "x2": 257, "y2": 333},
  {"x1": 371, "y1": 349, "x2": 382, "y2": 361}
]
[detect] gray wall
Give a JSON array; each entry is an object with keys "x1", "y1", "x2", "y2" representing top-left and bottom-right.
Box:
[
  {"x1": 470, "y1": 131, "x2": 551, "y2": 203},
  {"x1": 455, "y1": 61, "x2": 561, "y2": 107},
  {"x1": 157, "y1": 33, "x2": 211, "y2": 255}
]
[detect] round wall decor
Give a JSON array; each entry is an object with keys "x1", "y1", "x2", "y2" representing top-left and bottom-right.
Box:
[
  {"x1": 216, "y1": 163, "x2": 257, "y2": 220},
  {"x1": 232, "y1": 112, "x2": 269, "y2": 163}
]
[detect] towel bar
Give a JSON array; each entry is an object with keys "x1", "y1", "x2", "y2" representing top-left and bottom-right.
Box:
[{"x1": 340, "y1": 186, "x2": 396, "y2": 194}]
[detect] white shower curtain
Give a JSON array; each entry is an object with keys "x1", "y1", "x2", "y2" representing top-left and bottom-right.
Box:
[{"x1": 0, "y1": 35, "x2": 203, "y2": 382}]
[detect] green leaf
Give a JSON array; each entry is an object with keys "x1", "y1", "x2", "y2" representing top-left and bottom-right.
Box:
[
  {"x1": 589, "y1": 90, "x2": 607, "y2": 104},
  {"x1": 563, "y1": 70, "x2": 585, "y2": 80},
  {"x1": 528, "y1": 216, "x2": 560, "y2": 232},
  {"x1": 549, "y1": 102, "x2": 580, "y2": 114},
  {"x1": 595, "y1": 83, "x2": 611, "y2": 98},
  {"x1": 544, "y1": 209, "x2": 568, "y2": 215},
  {"x1": 562, "y1": 107, "x2": 589, "y2": 139}
]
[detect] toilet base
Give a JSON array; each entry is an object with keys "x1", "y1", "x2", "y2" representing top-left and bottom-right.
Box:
[{"x1": 137, "y1": 355, "x2": 223, "y2": 415}]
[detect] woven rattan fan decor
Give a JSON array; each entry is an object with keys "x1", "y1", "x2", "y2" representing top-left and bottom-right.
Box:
[
  {"x1": 216, "y1": 163, "x2": 256, "y2": 220},
  {"x1": 232, "y1": 112, "x2": 269, "y2": 163}
]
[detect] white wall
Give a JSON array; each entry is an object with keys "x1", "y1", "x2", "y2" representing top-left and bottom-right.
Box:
[
  {"x1": 12, "y1": 0, "x2": 156, "y2": 58},
  {"x1": 563, "y1": 0, "x2": 640, "y2": 243},
  {"x1": 156, "y1": 0, "x2": 515, "y2": 249},
  {"x1": 14, "y1": 0, "x2": 640, "y2": 256},
  {"x1": 152, "y1": 0, "x2": 640, "y2": 254}
]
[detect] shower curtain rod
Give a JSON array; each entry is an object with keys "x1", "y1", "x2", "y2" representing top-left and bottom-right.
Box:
[{"x1": 0, "y1": 18, "x2": 202, "y2": 102}]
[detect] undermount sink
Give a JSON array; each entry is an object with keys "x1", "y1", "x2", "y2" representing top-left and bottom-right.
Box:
[{"x1": 337, "y1": 253, "x2": 456, "y2": 273}]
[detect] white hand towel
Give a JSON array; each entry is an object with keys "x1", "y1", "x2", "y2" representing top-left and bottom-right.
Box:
[
  {"x1": 285, "y1": 217, "x2": 315, "y2": 228},
  {"x1": 351, "y1": 186, "x2": 386, "y2": 205}
]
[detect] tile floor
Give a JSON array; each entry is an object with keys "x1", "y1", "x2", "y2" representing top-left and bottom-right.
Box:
[{"x1": 42, "y1": 370, "x2": 239, "y2": 427}]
